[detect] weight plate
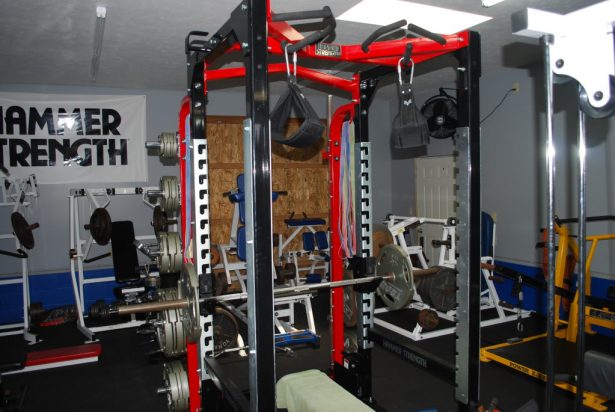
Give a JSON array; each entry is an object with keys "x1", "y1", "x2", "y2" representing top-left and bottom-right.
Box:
[
  {"x1": 160, "y1": 176, "x2": 180, "y2": 212},
  {"x1": 343, "y1": 269, "x2": 358, "y2": 327},
  {"x1": 159, "y1": 132, "x2": 178, "y2": 159},
  {"x1": 417, "y1": 308, "x2": 440, "y2": 331},
  {"x1": 376, "y1": 244, "x2": 414, "y2": 310},
  {"x1": 11, "y1": 211, "x2": 37, "y2": 249},
  {"x1": 156, "y1": 288, "x2": 188, "y2": 357},
  {"x1": 178, "y1": 263, "x2": 201, "y2": 342},
  {"x1": 152, "y1": 206, "x2": 169, "y2": 237},
  {"x1": 162, "y1": 361, "x2": 189, "y2": 412},
  {"x1": 427, "y1": 267, "x2": 457, "y2": 312},
  {"x1": 88, "y1": 208, "x2": 112, "y2": 245},
  {"x1": 372, "y1": 223, "x2": 394, "y2": 259},
  {"x1": 157, "y1": 232, "x2": 182, "y2": 274},
  {"x1": 213, "y1": 306, "x2": 238, "y2": 352}
]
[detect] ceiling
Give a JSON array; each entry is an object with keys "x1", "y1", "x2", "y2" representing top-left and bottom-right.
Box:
[{"x1": 0, "y1": 0, "x2": 602, "y2": 93}]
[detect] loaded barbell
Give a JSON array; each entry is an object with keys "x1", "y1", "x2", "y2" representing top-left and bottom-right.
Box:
[{"x1": 113, "y1": 244, "x2": 437, "y2": 320}]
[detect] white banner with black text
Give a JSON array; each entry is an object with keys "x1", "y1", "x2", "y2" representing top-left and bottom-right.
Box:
[{"x1": 0, "y1": 93, "x2": 147, "y2": 184}]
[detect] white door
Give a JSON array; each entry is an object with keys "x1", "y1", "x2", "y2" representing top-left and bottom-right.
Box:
[{"x1": 415, "y1": 155, "x2": 456, "y2": 266}]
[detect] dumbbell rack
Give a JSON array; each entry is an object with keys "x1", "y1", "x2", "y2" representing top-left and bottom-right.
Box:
[
  {"x1": 0, "y1": 173, "x2": 38, "y2": 344},
  {"x1": 68, "y1": 185, "x2": 160, "y2": 340}
]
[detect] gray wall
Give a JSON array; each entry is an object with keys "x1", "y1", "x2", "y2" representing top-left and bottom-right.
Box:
[{"x1": 480, "y1": 67, "x2": 615, "y2": 279}]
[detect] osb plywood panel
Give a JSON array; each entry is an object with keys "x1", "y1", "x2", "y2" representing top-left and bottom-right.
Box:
[{"x1": 207, "y1": 116, "x2": 329, "y2": 254}]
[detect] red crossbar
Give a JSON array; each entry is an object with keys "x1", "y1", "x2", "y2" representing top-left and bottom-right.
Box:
[{"x1": 25, "y1": 343, "x2": 101, "y2": 367}]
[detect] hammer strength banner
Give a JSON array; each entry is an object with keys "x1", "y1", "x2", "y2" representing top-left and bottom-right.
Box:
[{"x1": 0, "y1": 93, "x2": 147, "y2": 184}]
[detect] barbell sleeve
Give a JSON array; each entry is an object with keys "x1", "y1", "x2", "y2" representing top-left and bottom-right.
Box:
[
  {"x1": 115, "y1": 299, "x2": 190, "y2": 316},
  {"x1": 145, "y1": 141, "x2": 162, "y2": 150}
]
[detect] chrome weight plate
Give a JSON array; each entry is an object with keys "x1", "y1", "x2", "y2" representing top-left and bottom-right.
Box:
[
  {"x1": 160, "y1": 176, "x2": 180, "y2": 212},
  {"x1": 376, "y1": 244, "x2": 414, "y2": 310},
  {"x1": 157, "y1": 231, "x2": 182, "y2": 274},
  {"x1": 162, "y1": 360, "x2": 189, "y2": 412},
  {"x1": 178, "y1": 263, "x2": 201, "y2": 342},
  {"x1": 156, "y1": 288, "x2": 187, "y2": 357}
]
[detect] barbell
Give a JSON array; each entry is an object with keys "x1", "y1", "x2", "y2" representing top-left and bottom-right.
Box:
[
  {"x1": 112, "y1": 245, "x2": 433, "y2": 324},
  {"x1": 147, "y1": 176, "x2": 180, "y2": 213},
  {"x1": 145, "y1": 132, "x2": 179, "y2": 160}
]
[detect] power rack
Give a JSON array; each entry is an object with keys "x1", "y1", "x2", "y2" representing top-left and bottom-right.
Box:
[{"x1": 178, "y1": 1, "x2": 482, "y2": 410}]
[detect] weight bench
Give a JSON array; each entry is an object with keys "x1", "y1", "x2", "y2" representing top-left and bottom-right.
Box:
[
  {"x1": 279, "y1": 216, "x2": 330, "y2": 284},
  {"x1": 276, "y1": 369, "x2": 374, "y2": 412}
]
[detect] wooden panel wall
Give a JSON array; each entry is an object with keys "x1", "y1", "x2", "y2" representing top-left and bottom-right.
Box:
[{"x1": 207, "y1": 116, "x2": 329, "y2": 254}]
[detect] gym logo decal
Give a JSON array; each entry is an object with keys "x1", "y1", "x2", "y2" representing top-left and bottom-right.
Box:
[{"x1": 0, "y1": 93, "x2": 147, "y2": 184}]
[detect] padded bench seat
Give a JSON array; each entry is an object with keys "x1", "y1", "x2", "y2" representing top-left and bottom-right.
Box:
[
  {"x1": 276, "y1": 369, "x2": 374, "y2": 412},
  {"x1": 584, "y1": 350, "x2": 615, "y2": 399}
]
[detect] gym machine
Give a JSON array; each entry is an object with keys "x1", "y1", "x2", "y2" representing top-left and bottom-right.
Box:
[
  {"x1": 68, "y1": 183, "x2": 182, "y2": 341},
  {"x1": 0, "y1": 168, "x2": 40, "y2": 344},
  {"x1": 501, "y1": 1, "x2": 615, "y2": 410}
]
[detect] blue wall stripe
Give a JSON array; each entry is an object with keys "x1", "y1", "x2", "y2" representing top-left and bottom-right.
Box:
[{"x1": 0, "y1": 268, "x2": 120, "y2": 324}]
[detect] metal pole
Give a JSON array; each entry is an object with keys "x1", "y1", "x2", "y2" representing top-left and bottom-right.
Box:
[
  {"x1": 245, "y1": 1, "x2": 275, "y2": 410},
  {"x1": 542, "y1": 34, "x2": 556, "y2": 412},
  {"x1": 575, "y1": 107, "x2": 587, "y2": 411},
  {"x1": 455, "y1": 31, "x2": 481, "y2": 410}
]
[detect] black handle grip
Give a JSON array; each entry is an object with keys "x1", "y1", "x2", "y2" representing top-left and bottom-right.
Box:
[
  {"x1": 401, "y1": 43, "x2": 413, "y2": 65},
  {"x1": 361, "y1": 20, "x2": 407, "y2": 53},
  {"x1": 185, "y1": 31, "x2": 210, "y2": 54},
  {"x1": 271, "y1": 8, "x2": 332, "y2": 22},
  {"x1": 278, "y1": 6, "x2": 336, "y2": 53},
  {"x1": 276, "y1": 191, "x2": 289, "y2": 196},
  {"x1": 407, "y1": 23, "x2": 446, "y2": 45}
]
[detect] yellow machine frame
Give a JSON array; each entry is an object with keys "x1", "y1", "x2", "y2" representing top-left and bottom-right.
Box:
[{"x1": 480, "y1": 223, "x2": 615, "y2": 410}]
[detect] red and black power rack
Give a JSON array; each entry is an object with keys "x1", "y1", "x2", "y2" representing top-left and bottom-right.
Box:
[{"x1": 178, "y1": 1, "x2": 481, "y2": 410}]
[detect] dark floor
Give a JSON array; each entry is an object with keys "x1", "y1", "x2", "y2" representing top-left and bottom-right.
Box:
[{"x1": 1, "y1": 293, "x2": 614, "y2": 412}]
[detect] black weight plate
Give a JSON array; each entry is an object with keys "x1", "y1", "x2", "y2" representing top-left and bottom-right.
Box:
[
  {"x1": 11, "y1": 211, "x2": 35, "y2": 249},
  {"x1": 152, "y1": 205, "x2": 168, "y2": 237},
  {"x1": 89, "y1": 208, "x2": 112, "y2": 245},
  {"x1": 428, "y1": 267, "x2": 457, "y2": 312},
  {"x1": 213, "y1": 306, "x2": 239, "y2": 352},
  {"x1": 343, "y1": 269, "x2": 357, "y2": 327}
]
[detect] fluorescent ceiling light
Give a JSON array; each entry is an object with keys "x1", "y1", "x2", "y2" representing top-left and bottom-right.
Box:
[
  {"x1": 90, "y1": 6, "x2": 107, "y2": 82},
  {"x1": 482, "y1": 0, "x2": 505, "y2": 7},
  {"x1": 338, "y1": 0, "x2": 492, "y2": 35}
]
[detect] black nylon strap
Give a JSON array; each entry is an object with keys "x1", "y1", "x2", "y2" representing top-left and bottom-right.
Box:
[{"x1": 271, "y1": 80, "x2": 324, "y2": 148}]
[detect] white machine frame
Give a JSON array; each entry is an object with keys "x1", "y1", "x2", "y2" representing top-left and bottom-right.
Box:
[
  {"x1": 68, "y1": 185, "x2": 163, "y2": 341},
  {"x1": 0, "y1": 172, "x2": 39, "y2": 344},
  {"x1": 375, "y1": 214, "x2": 531, "y2": 341},
  {"x1": 277, "y1": 219, "x2": 330, "y2": 285}
]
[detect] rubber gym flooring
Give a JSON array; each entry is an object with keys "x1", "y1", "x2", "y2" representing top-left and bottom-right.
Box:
[{"x1": 1, "y1": 292, "x2": 613, "y2": 412}]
